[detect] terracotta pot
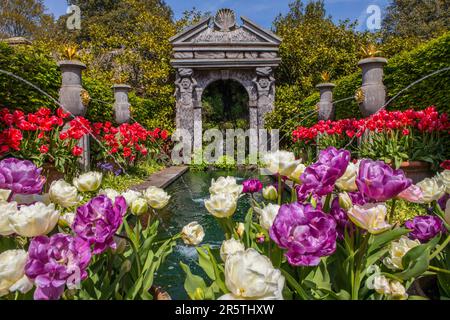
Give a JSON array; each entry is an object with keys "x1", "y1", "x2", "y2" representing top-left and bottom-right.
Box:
[
  {"x1": 399, "y1": 161, "x2": 433, "y2": 184},
  {"x1": 42, "y1": 163, "x2": 65, "y2": 191}
]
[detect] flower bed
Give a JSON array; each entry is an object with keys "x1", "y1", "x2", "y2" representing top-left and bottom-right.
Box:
[
  {"x1": 0, "y1": 107, "x2": 171, "y2": 178},
  {"x1": 0, "y1": 158, "x2": 183, "y2": 300},
  {"x1": 292, "y1": 106, "x2": 450, "y2": 170},
  {"x1": 178, "y1": 149, "x2": 450, "y2": 300}
]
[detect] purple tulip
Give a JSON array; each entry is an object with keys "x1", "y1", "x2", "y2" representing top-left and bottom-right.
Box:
[
  {"x1": 270, "y1": 202, "x2": 337, "y2": 266},
  {"x1": 356, "y1": 160, "x2": 412, "y2": 202},
  {"x1": 438, "y1": 194, "x2": 450, "y2": 211},
  {"x1": 297, "y1": 147, "x2": 350, "y2": 200},
  {"x1": 25, "y1": 234, "x2": 91, "y2": 300},
  {"x1": 242, "y1": 179, "x2": 263, "y2": 194},
  {"x1": 73, "y1": 195, "x2": 127, "y2": 254},
  {"x1": 405, "y1": 216, "x2": 446, "y2": 243},
  {"x1": 0, "y1": 158, "x2": 45, "y2": 195}
]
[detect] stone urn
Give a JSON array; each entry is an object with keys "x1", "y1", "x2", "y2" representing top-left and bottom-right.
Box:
[
  {"x1": 316, "y1": 83, "x2": 336, "y2": 121},
  {"x1": 400, "y1": 161, "x2": 433, "y2": 184},
  {"x1": 357, "y1": 57, "x2": 388, "y2": 117},
  {"x1": 113, "y1": 84, "x2": 132, "y2": 124},
  {"x1": 57, "y1": 60, "x2": 87, "y2": 116}
]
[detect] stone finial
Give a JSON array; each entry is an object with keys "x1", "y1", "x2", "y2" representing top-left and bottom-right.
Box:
[{"x1": 214, "y1": 9, "x2": 237, "y2": 32}]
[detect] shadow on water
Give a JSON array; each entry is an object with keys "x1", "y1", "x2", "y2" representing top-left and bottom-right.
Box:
[{"x1": 154, "y1": 169, "x2": 272, "y2": 300}]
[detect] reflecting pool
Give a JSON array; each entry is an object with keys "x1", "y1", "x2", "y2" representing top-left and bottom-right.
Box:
[{"x1": 154, "y1": 169, "x2": 273, "y2": 300}]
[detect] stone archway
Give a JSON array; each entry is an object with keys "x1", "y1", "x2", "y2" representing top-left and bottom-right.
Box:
[{"x1": 170, "y1": 8, "x2": 281, "y2": 152}]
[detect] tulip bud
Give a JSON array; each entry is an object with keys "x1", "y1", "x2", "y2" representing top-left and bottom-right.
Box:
[
  {"x1": 193, "y1": 287, "x2": 205, "y2": 300},
  {"x1": 120, "y1": 260, "x2": 132, "y2": 273},
  {"x1": 236, "y1": 222, "x2": 245, "y2": 238},
  {"x1": 262, "y1": 186, "x2": 278, "y2": 201},
  {"x1": 338, "y1": 192, "x2": 353, "y2": 210},
  {"x1": 131, "y1": 198, "x2": 148, "y2": 216},
  {"x1": 112, "y1": 236, "x2": 127, "y2": 255}
]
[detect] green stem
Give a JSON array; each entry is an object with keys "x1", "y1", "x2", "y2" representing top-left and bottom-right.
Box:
[
  {"x1": 429, "y1": 265, "x2": 450, "y2": 275},
  {"x1": 430, "y1": 235, "x2": 450, "y2": 260},
  {"x1": 115, "y1": 234, "x2": 142, "y2": 275},
  {"x1": 352, "y1": 233, "x2": 370, "y2": 300},
  {"x1": 277, "y1": 175, "x2": 282, "y2": 206},
  {"x1": 389, "y1": 199, "x2": 397, "y2": 224}
]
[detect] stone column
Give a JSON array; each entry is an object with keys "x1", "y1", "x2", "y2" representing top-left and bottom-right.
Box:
[
  {"x1": 113, "y1": 84, "x2": 131, "y2": 124},
  {"x1": 253, "y1": 67, "x2": 275, "y2": 129},
  {"x1": 358, "y1": 57, "x2": 388, "y2": 117},
  {"x1": 58, "y1": 60, "x2": 90, "y2": 172},
  {"x1": 175, "y1": 68, "x2": 197, "y2": 151},
  {"x1": 316, "y1": 83, "x2": 336, "y2": 121}
]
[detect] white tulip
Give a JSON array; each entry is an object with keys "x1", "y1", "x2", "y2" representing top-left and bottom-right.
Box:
[
  {"x1": 373, "y1": 275, "x2": 391, "y2": 295},
  {"x1": 73, "y1": 171, "x2": 102, "y2": 192},
  {"x1": 121, "y1": 189, "x2": 142, "y2": 206},
  {"x1": 383, "y1": 236, "x2": 420, "y2": 270},
  {"x1": 348, "y1": 203, "x2": 392, "y2": 235},
  {"x1": 59, "y1": 211, "x2": 75, "y2": 228},
  {"x1": 417, "y1": 177, "x2": 445, "y2": 204},
  {"x1": 0, "y1": 189, "x2": 11, "y2": 201},
  {"x1": 130, "y1": 198, "x2": 148, "y2": 216},
  {"x1": 438, "y1": 170, "x2": 450, "y2": 194},
  {"x1": 205, "y1": 193, "x2": 237, "y2": 218},
  {"x1": 143, "y1": 186, "x2": 171, "y2": 209},
  {"x1": 0, "y1": 250, "x2": 30, "y2": 297},
  {"x1": 336, "y1": 161, "x2": 359, "y2": 192},
  {"x1": 338, "y1": 192, "x2": 353, "y2": 210},
  {"x1": 218, "y1": 249, "x2": 285, "y2": 300},
  {"x1": 209, "y1": 177, "x2": 243, "y2": 198},
  {"x1": 263, "y1": 150, "x2": 300, "y2": 176},
  {"x1": 8, "y1": 202, "x2": 59, "y2": 237},
  {"x1": 99, "y1": 188, "x2": 121, "y2": 201},
  {"x1": 445, "y1": 199, "x2": 450, "y2": 225},
  {"x1": 372, "y1": 275, "x2": 408, "y2": 300},
  {"x1": 389, "y1": 280, "x2": 408, "y2": 300},
  {"x1": 181, "y1": 222, "x2": 205, "y2": 246},
  {"x1": 289, "y1": 163, "x2": 306, "y2": 184},
  {"x1": 262, "y1": 185, "x2": 278, "y2": 201},
  {"x1": 255, "y1": 204, "x2": 280, "y2": 230},
  {"x1": 220, "y1": 238, "x2": 245, "y2": 262},
  {"x1": 49, "y1": 180, "x2": 80, "y2": 208},
  {"x1": 0, "y1": 201, "x2": 18, "y2": 236}
]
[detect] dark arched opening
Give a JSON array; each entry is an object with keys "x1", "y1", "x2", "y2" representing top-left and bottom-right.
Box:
[{"x1": 201, "y1": 79, "x2": 249, "y2": 131}]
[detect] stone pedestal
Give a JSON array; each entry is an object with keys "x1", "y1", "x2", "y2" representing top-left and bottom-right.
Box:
[
  {"x1": 58, "y1": 60, "x2": 87, "y2": 116},
  {"x1": 316, "y1": 83, "x2": 336, "y2": 121},
  {"x1": 358, "y1": 57, "x2": 388, "y2": 117},
  {"x1": 58, "y1": 60, "x2": 90, "y2": 171},
  {"x1": 113, "y1": 84, "x2": 131, "y2": 124}
]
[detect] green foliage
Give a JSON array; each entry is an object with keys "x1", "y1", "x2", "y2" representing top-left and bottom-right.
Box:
[
  {"x1": 274, "y1": 31, "x2": 450, "y2": 145},
  {"x1": 265, "y1": 85, "x2": 319, "y2": 145},
  {"x1": 101, "y1": 159, "x2": 163, "y2": 192},
  {"x1": 382, "y1": 0, "x2": 450, "y2": 40},
  {"x1": 0, "y1": 0, "x2": 53, "y2": 38},
  {"x1": 0, "y1": 42, "x2": 60, "y2": 111},
  {"x1": 214, "y1": 155, "x2": 236, "y2": 171},
  {"x1": 274, "y1": 0, "x2": 365, "y2": 94}
]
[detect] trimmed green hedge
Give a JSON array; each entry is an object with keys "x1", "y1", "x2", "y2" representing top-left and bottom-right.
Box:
[
  {"x1": 267, "y1": 31, "x2": 450, "y2": 138},
  {"x1": 0, "y1": 42, "x2": 60, "y2": 111},
  {"x1": 0, "y1": 42, "x2": 175, "y2": 130}
]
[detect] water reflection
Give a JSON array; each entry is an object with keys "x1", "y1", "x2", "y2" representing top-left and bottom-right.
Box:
[{"x1": 154, "y1": 169, "x2": 271, "y2": 300}]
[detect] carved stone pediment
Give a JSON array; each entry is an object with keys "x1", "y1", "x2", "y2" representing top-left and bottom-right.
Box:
[{"x1": 188, "y1": 27, "x2": 263, "y2": 43}]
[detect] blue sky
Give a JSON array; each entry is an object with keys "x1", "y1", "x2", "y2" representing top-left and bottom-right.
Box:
[{"x1": 43, "y1": 0, "x2": 390, "y2": 31}]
